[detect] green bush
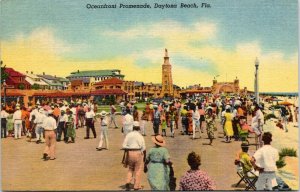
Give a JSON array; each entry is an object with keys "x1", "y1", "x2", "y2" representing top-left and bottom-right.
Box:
[
  {"x1": 264, "y1": 113, "x2": 277, "y2": 121},
  {"x1": 276, "y1": 158, "x2": 286, "y2": 169},
  {"x1": 279, "y1": 148, "x2": 297, "y2": 158},
  {"x1": 276, "y1": 148, "x2": 297, "y2": 169}
]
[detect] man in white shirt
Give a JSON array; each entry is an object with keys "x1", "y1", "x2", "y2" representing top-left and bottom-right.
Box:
[
  {"x1": 251, "y1": 132, "x2": 279, "y2": 190},
  {"x1": 252, "y1": 103, "x2": 264, "y2": 148},
  {"x1": 56, "y1": 110, "x2": 68, "y2": 142},
  {"x1": 122, "y1": 108, "x2": 134, "y2": 136},
  {"x1": 96, "y1": 111, "x2": 109, "y2": 150},
  {"x1": 1, "y1": 106, "x2": 9, "y2": 138},
  {"x1": 85, "y1": 107, "x2": 96, "y2": 139},
  {"x1": 13, "y1": 106, "x2": 22, "y2": 139},
  {"x1": 42, "y1": 110, "x2": 58, "y2": 161},
  {"x1": 34, "y1": 109, "x2": 47, "y2": 143},
  {"x1": 192, "y1": 106, "x2": 200, "y2": 139},
  {"x1": 122, "y1": 121, "x2": 146, "y2": 190}
]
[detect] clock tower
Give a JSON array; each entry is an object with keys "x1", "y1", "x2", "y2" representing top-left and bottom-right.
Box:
[{"x1": 161, "y1": 48, "x2": 173, "y2": 97}]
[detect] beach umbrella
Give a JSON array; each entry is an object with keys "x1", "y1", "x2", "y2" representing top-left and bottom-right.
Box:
[{"x1": 278, "y1": 101, "x2": 293, "y2": 106}]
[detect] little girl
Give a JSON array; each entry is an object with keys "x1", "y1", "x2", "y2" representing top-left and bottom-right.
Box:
[{"x1": 161, "y1": 111, "x2": 167, "y2": 136}]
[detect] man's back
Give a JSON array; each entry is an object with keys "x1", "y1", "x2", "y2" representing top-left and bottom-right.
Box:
[{"x1": 253, "y1": 145, "x2": 279, "y2": 171}]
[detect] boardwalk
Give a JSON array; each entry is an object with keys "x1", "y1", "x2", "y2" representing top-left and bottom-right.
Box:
[{"x1": 1, "y1": 115, "x2": 257, "y2": 191}]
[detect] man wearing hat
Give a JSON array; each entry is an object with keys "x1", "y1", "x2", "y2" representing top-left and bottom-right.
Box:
[
  {"x1": 12, "y1": 106, "x2": 22, "y2": 139},
  {"x1": 122, "y1": 121, "x2": 146, "y2": 191},
  {"x1": 96, "y1": 111, "x2": 109, "y2": 150},
  {"x1": 42, "y1": 110, "x2": 57, "y2": 161}
]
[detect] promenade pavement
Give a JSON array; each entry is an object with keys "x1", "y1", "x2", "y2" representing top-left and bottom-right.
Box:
[{"x1": 1, "y1": 115, "x2": 257, "y2": 191}]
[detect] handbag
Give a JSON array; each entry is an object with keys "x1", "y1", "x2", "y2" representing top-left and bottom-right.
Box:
[{"x1": 169, "y1": 165, "x2": 176, "y2": 191}]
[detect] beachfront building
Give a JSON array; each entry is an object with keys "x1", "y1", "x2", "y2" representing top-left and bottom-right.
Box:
[
  {"x1": 92, "y1": 77, "x2": 134, "y2": 102},
  {"x1": 3, "y1": 68, "x2": 31, "y2": 89},
  {"x1": 24, "y1": 71, "x2": 49, "y2": 90},
  {"x1": 37, "y1": 73, "x2": 65, "y2": 90},
  {"x1": 66, "y1": 69, "x2": 125, "y2": 90},
  {"x1": 211, "y1": 78, "x2": 249, "y2": 96}
]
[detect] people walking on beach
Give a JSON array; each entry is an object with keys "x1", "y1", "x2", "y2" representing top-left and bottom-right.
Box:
[
  {"x1": 97, "y1": 111, "x2": 109, "y2": 150},
  {"x1": 280, "y1": 106, "x2": 289, "y2": 132},
  {"x1": 180, "y1": 152, "x2": 216, "y2": 190},
  {"x1": 122, "y1": 121, "x2": 146, "y2": 191},
  {"x1": 42, "y1": 110, "x2": 57, "y2": 161},
  {"x1": 251, "y1": 132, "x2": 279, "y2": 190},
  {"x1": 145, "y1": 135, "x2": 171, "y2": 190}
]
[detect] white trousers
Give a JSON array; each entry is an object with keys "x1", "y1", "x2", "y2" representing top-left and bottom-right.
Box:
[
  {"x1": 256, "y1": 172, "x2": 277, "y2": 190},
  {"x1": 192, "y1": 119, "x2": 200, "y2": 139},
  {"x1": 14, "y1": 123, "x2": 22, "y2": 139},
  {"x1": 98, "y1": 126, "x2": 108, "y2": 149}
]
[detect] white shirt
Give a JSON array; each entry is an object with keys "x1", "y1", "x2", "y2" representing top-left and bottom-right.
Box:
[
  {"x1": 255, "y1": 109, "x2": 264, "y2": 124},
  {"x1": 123, "y1": 114, "x2": 134, "y2": 135},
  {"x1": 253, "y1": 145, "x2": 279, "y2": 172},
  {"x1": 85, "y1": 111, "x2": 95, "y2": 119},
  {"x1": 60, "y1": 106, "x2": 67, "y2": 112},
  {"x1": 29, "y1": 109, "x2": 39, "y2": 121},
  {"x1": 43, "y1": 116, "x2": 57, "y2": 131},
  {"x1": 1, "y1": 110, "x2": 9, "y2": 119},
  {"x1": 232, "y1": 109, "x2": 237, "y2": 118},
  {"x1": 122, "y1": 131, "x2": 146, "y2": 152},
  {"x1": 71, "y1": 107, "x2": 77, "y2": 119},
  {"x1": 59, "y1": 114, "x2": 68, "y2": 122},
  {"x1": 101, "y1": 116, "x2": 108, "y2": 126},
  {"x1": 12, "y1": 110, "x2": 22, "y2": 124},
  {"x1": 192, "y1": 110, "x2": 200, "y2": 120},
  {"x1": 34, "y1": 112, "x2": 47, "y2": 125}
]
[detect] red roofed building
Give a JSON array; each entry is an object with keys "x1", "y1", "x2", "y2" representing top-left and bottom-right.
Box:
[
  {"x1": 4, "y1": 68, "x2": 31, "y2": 89},
  {"x1": 93, "y1": 77, "x2": 134, "y2": 101}
]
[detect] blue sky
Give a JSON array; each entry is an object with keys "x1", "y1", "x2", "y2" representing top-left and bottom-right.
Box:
[{"x1": 1, "y1": 0, "x2": 298, "y2": 91}]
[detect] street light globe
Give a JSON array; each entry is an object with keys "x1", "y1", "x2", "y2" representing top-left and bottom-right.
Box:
[{"x1": 255, "y1": 57, "x2": 259, "y2": 67}]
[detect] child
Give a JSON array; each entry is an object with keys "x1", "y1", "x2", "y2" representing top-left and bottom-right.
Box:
[
  {"x1": 161, "y1": 111, "x2": 167, "y2": 137},
  {"x1": 238, "y1": 116, "x2": 253, "y2": 141},
  {"x1": 170, "y1": 109, "x2": 175, "y2": 138}
]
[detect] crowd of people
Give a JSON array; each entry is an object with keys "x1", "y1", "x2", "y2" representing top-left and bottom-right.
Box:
[{"x1": 0, "y1": 94, "x2": 297, "y2": 190}]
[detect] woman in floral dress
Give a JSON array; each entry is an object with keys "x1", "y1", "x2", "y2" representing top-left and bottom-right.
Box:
[
  {"x1": 180, "y1": 152, "x2": 216, "y2": 190},
  {"x1": 66, "y1": 109, "x2": 76, "y2": 143},
  {"x1": 205, "y1": 107, "x2": 216, "y2": 145}
]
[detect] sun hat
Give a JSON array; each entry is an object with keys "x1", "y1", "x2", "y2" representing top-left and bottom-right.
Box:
[
  {"x1": 151, "y1": 135, "x2": 166, "y2": 147},
  {"x1": 100, "y1": 110, "x2": 107, "y2": 117}
]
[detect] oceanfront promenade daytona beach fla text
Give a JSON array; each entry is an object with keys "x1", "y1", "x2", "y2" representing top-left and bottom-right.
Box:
[{"x1": 86, "y1": 3, "x2": 211, "y2": 9}]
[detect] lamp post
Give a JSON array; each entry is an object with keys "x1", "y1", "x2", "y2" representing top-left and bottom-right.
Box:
[{"x1": 255, "y1": 57, "x2": 259, "y2": 104}]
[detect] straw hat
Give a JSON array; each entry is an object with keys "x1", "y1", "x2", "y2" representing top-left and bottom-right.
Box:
[
  {"x1": 151, "y1": 135, "x2": 166, "y2": 147},
  {"x1": 100, "y1": 110, "x2": 107, "y2": 117}
]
